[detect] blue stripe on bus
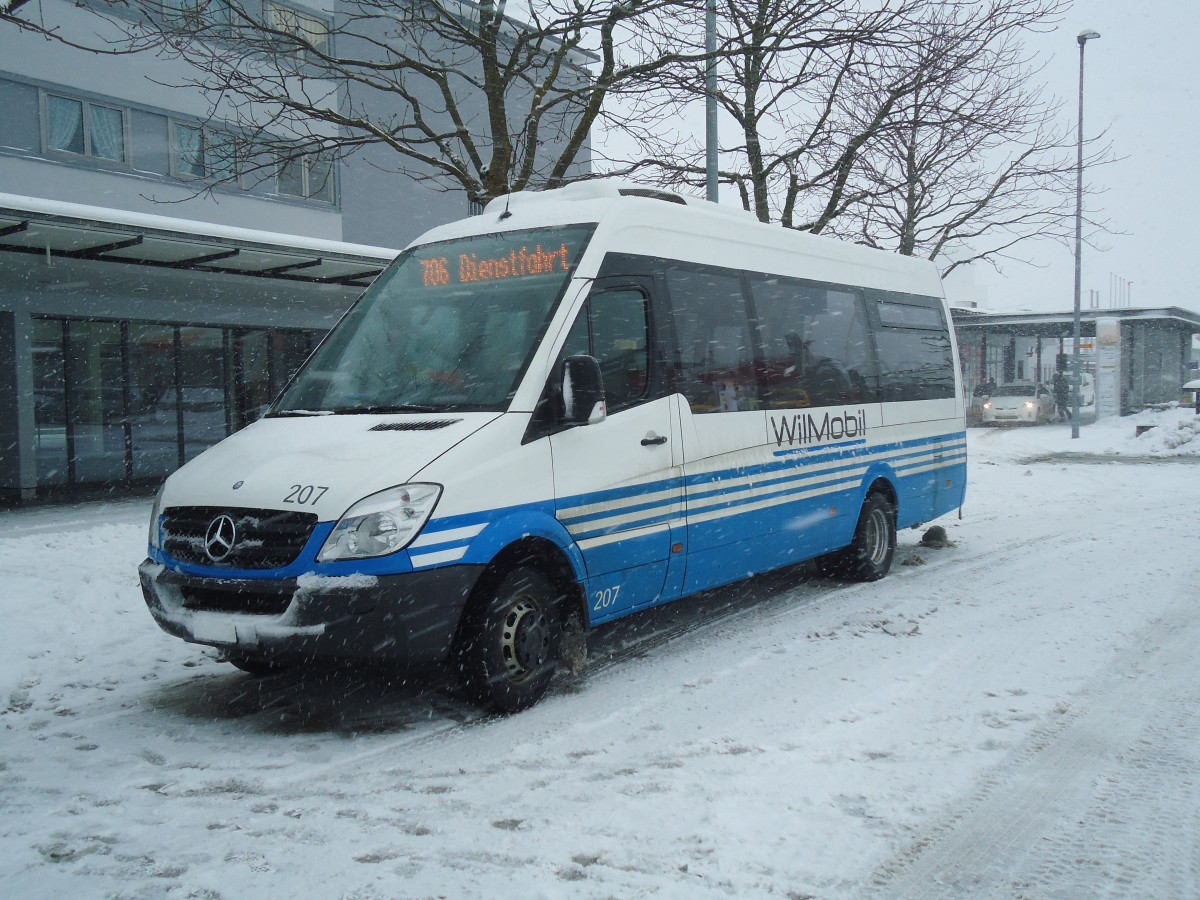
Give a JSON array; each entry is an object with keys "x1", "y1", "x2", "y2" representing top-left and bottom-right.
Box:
[
  {"x1": 555, "y1": 430, "x2": 967, "y2": 526},
  {"x1": 397, "y1": 430, "x2": 968, "y2": 570}
]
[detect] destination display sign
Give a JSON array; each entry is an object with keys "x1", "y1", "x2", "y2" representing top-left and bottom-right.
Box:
[{"x1": 410, "y1": 228, "x2": 591, "y2": 291}]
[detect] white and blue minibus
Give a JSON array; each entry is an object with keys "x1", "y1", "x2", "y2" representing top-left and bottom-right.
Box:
[{"x1": 140, "y1": 181, "x2": 967, "y2": 711}]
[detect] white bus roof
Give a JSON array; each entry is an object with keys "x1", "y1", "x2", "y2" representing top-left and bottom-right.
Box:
[{"x1": 410, "y1": 180, "x2": 945, "y2": 299}]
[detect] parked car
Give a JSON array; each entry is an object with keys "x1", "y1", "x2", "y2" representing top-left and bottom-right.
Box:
[{"x1": 980, "y1": 382, "x2": 1053, "y2": 425}]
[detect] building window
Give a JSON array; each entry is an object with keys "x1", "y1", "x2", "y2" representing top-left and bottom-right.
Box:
[
  {"x1": 277, "y1": 150, "x2": 335, "y2": 203},
  {"x1": 265, "y1": 1, "x2": 331, "y2": 62},
  {"x1": 167, "y1": 0, "x2": 235, "y2": 34},
  {"x1": 45, "y1": 94, "x2": 127, "y2": 163},
  {"x1": 172, "y1": 123, "x2": 241, "y2": 181}
]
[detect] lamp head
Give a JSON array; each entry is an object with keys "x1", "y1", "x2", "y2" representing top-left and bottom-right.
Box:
[{"x1": 1078, "y1": 30, "x2": 1101, "y2": 45}]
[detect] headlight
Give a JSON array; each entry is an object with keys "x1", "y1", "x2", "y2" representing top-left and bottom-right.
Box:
[
  {"x1": 1024, "y1": 401, "x2": 1035, "y2": 409},
  {"x1": 982, "y1": 401, "x2": 991, "y2": 409},
  {"x1": 317, "y1": 484, "x2": 442, "y2": 562},
  {"x1": 148, "y1": 483, "x2": 166, "y2": 550}
]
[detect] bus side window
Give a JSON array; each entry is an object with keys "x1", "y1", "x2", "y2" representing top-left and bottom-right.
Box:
[
  {"x1": 562, "y1": 288, "x2": 652, "y2": 413},
  {"x1": 664, "y1": 266, "x2": 756, "y2": 413},
  {"x1": 872, "y1": 296, "x2": 955, "y2": 401},
  {"x1": 751, "y1": 276, "x2": 875, "y2": 408}
]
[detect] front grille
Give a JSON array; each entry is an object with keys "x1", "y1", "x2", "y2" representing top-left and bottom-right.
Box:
[
  {"x1": 162, "y1": 506, "x2": 317, "y2": 569},
  {"x1": 180, "y1": 584, "x2": 292, "y2": 616}
]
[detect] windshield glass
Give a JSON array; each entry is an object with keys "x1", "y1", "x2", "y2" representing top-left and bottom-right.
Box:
[
  {"x1": 993, "y1": 384, "x2": 1035, "y2": 397},
  {"x1": 273, "y1": 225, "x2": 594, "y2": 414}
]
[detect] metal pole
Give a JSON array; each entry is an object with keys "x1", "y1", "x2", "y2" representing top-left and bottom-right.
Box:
[
  {"x1": 1072, "y1": 30, "x2": 1100, "y2": 438},
  {"x1": 706, "y1": 0, "x2": 718, "y2": 202}
]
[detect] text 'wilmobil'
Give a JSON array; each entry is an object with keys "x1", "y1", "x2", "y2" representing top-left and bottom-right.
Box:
[
  {"x1": 419, "y1": 244, "x2": 571, "y2": 287},
  {"x1": 770, "y1": 409, "x2": 867, "y2": 447}
]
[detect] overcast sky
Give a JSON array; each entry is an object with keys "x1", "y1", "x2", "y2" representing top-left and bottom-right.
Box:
[{"x1": 944, "y1": 0, "x2": 1200, "y2": 314}]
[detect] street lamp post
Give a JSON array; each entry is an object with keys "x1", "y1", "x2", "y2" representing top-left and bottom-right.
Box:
[
  {"x1": 705, "y1": 0, "x2": 718, "y2": 202},
  {"x1": 1071, "y1": 29, "x2": 1100, "y2": 438}
]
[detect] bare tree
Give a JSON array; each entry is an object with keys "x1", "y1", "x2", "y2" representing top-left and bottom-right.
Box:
[
  {"x1": 826, "y1": 0, "x2": 1112, "y2": 275},
  {"x1": 616, "y1": 0, "x2": 1108, "y2": 275},
  {"x1": 615, "y1": 0, "x2": 939, "y2": 225}
]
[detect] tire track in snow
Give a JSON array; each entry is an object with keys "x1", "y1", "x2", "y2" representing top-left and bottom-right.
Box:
[
  {"x1": 867, "y1": 560, "x2": 1200, "y2": 899},
  {"x1": 1015, "y1": 688, "x2": 1200, "y2": 898},
  {"x1": 13, "y1": 484, "x2": 1091, "y2": 804},
  {"x1": 252, "y1": 518, "x2": 1078, "y2": 791},
  {"x1": 2, "y1": 500, "x2": 1078, "y2": 812}
]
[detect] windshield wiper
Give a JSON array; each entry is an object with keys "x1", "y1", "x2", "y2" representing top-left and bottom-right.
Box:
[
  {"x1": 334, "y1": 404, "x2": 443, "y2": 414},
  {"x1": 269, "y1": 403, "x2": 460, "y2": 416}
]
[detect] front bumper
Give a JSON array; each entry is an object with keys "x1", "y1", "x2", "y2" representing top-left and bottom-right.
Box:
[
  {"x1": 139, "y1": 560, "x2": 483, "y2": 667},
  {"x1": 983, "y1": 407, "x2": 1036, "y2": 424}
]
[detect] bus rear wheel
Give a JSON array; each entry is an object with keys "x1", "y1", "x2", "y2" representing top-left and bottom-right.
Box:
[
  {"x1": 455, "y1": 564, "x2": 562, "y2": 713},
  {"x1": 820, "y1": 492, "x2": 896, "y2": 582}
]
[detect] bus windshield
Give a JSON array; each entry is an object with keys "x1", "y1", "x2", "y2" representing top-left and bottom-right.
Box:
[{"x1": 272, "y1": 225, "x2": 594, "y2": 414}]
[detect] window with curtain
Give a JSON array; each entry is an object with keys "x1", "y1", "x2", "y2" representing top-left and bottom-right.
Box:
[
  {"x1": 208, "y1": 131, "x2": 240, "y2": 180},
  {"x1": 173, "y1": 123, "x2": 206, "y2": 177},
  {"x1": 46, "y1": 95, "x2": 85, "y2": 155},
  {"x1": 265, "y1": 2, "x2": 331, "y2": 62},
  {"x1": 172, "y1": 122, "x2": 241, "y2": 182},
  {"x1": 307, "y1": 152, "x2": 334, "y2": 202},
  {"x1": 45, "y1": 93, "x2": 127, "y2": 163},
  {"x1": 88, "y1": 104, "x2": 125, "y2": 161}
]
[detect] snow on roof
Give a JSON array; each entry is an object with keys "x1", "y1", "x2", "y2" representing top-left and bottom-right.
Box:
[{"x1": 0, "y1": 192, "x2": 398, "y2": 261}]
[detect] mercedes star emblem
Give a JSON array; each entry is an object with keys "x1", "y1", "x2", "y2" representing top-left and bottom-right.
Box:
[{"x1": 204, "y1": 514, "x2": 238, "y2": 562}]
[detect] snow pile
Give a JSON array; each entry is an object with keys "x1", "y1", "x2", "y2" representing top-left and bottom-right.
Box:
[
  {"x1": 971, "y1": 404, "x2": 1200, "y2": 461},
  {"x1": 1136, "y1": 410, "x2": 1200, "y2": 452}
]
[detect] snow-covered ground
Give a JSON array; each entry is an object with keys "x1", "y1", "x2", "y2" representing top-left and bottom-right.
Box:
[{"x1": 3, "y1": 407, "x2": 1198, "y2": 899}]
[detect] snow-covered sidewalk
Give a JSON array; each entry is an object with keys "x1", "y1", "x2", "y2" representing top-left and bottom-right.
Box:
[{"x1": 2, "y1": 409, "x2": 1198, "y2": 899}]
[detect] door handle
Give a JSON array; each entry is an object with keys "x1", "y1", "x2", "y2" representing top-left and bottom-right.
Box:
[{"x1": 641, "y1": 434, "x2": 668, "y2": 446}]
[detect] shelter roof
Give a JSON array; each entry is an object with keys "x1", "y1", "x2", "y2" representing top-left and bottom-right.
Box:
[{"x1": 0, "y1": 193, "x2": 397, "y2": 287}]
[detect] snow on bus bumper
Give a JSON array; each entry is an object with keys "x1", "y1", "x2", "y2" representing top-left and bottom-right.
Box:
[{"x1": 138, "y1": 560, "x2": 483, "y2": 666}]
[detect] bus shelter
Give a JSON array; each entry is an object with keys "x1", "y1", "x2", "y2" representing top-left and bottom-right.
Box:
[
  {"x1": 950, "y1": 306, "x2": 1200, "y2": 420},
  {"x1": 0, "y1": 194, "x2": 395, "y2": 503}
]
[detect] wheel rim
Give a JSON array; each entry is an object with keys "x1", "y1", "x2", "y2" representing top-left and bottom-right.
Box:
[
  {"x1": 499, "y1": 597, "x2": 549, "y2": 682},
  {"x1": 863, "y1": 506, "x2": 891, "y2": 566}
]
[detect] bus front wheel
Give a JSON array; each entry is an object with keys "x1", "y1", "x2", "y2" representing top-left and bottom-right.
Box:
[{"x1": 455, "y1": 564, "x2": 562, "y2": 713}]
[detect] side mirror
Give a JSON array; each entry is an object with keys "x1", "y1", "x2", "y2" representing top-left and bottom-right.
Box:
[{"x1": 562, "y1": 355, "x2": 606, "y2": 425}]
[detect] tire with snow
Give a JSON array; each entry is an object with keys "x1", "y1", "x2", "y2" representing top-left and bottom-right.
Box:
[
  {"x1": 819, "y1": 491, "x2": 896, "y2": 582},
  {"x1": 455, "y1": 564, "x2": 562, "y2": 714}
]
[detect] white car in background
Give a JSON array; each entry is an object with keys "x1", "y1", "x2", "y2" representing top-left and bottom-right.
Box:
[{"x1": 981, "y1": 382, "x2": 1054, "y2": 425}]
